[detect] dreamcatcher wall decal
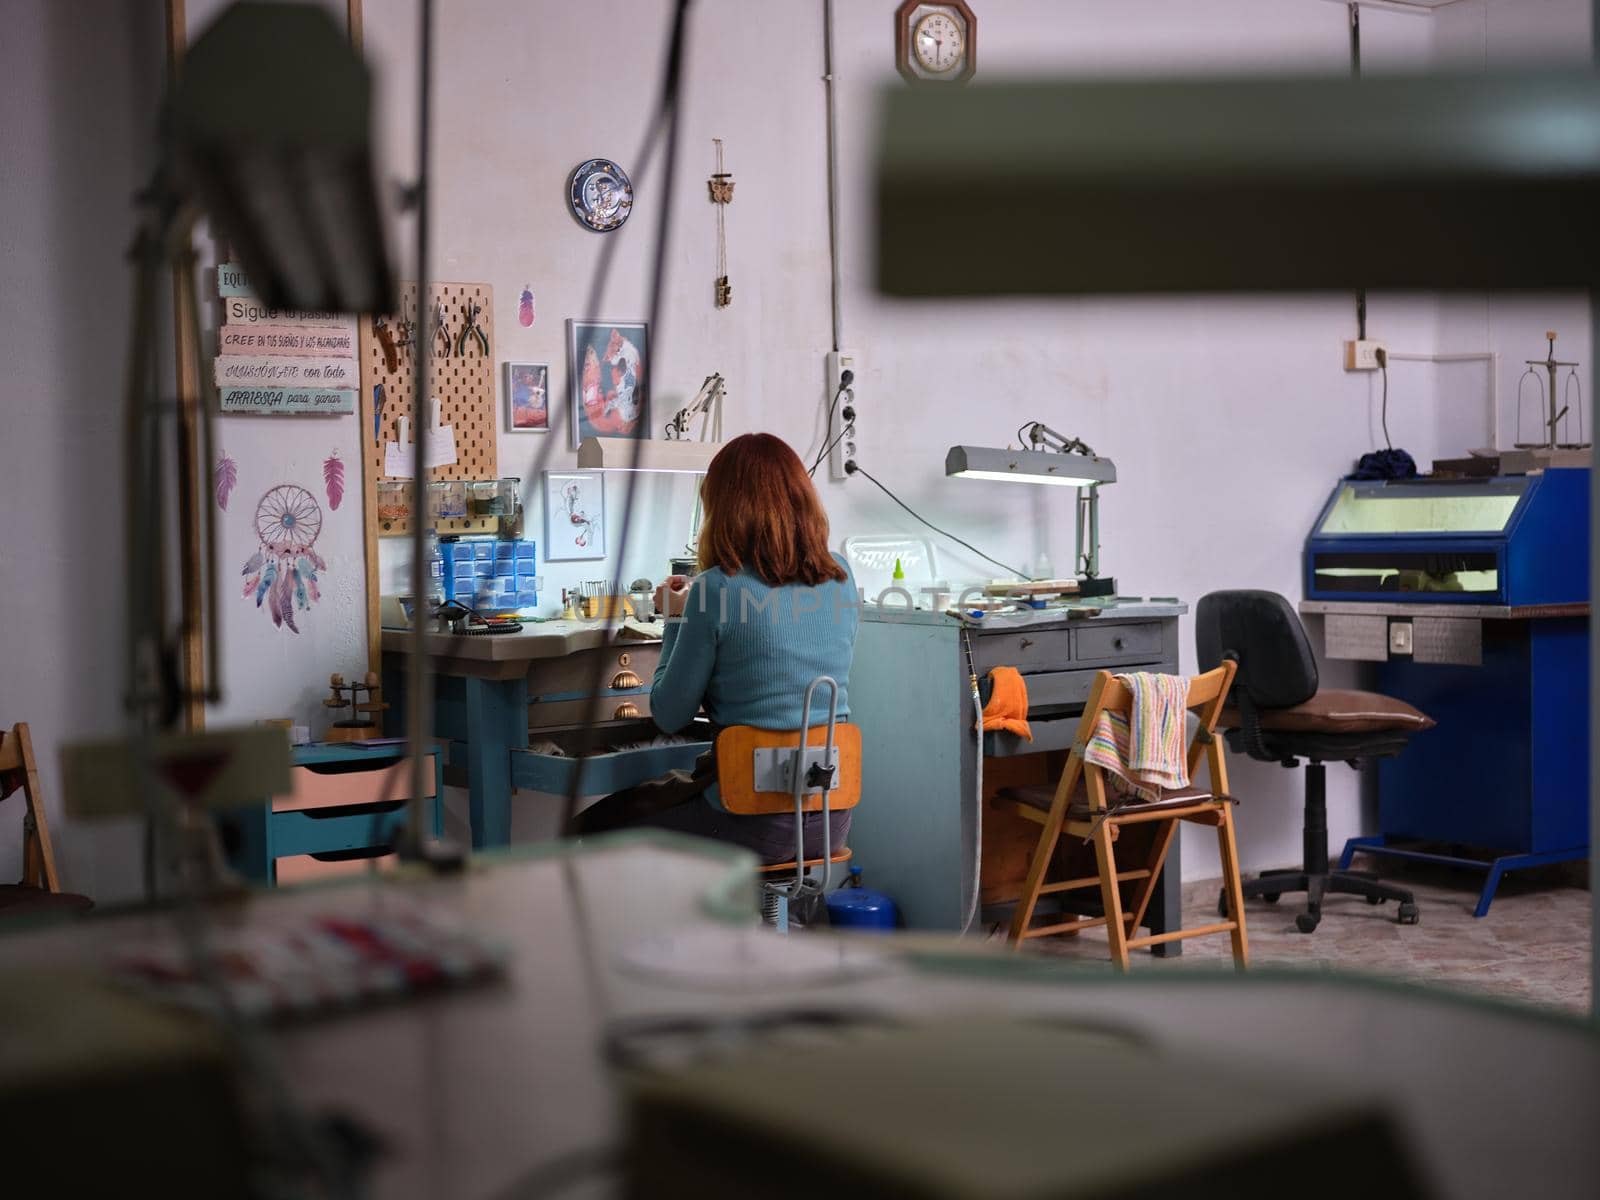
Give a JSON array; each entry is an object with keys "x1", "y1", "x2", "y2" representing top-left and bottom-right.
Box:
[{"x1": 241, "y1": 484, "x2": 326, "y2": 633}]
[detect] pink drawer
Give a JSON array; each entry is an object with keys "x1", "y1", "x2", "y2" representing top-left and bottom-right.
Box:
[
  {"x1": 275, "y1": 755, "x2": 437, "y2": 814},
  {"x1": 276, "y1": 849, "x2": 399, "y2": 885}
]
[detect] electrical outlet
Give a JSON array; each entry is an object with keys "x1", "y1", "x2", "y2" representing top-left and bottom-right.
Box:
[
  {"x1": 825, "y1": 350, "x2": 858, "y2": 481},
  {"x1": 1344, "y1": 339, "x2": 1387, "y2": 371}
]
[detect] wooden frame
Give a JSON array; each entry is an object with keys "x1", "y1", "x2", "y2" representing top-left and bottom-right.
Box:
[
  {"x1": 1, "y1": 724, "x2": 63, "y2": 892},
  {"x1": 894, "y1": 0, "x2": 977, "y2": 86},
  {"x1": 1001, "y1": 664, "x2": 1249, "y2": 972}
]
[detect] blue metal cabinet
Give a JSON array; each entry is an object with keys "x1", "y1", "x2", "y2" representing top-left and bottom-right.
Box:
[{"x1": 1301, "y1": 468, "x2": 1590, "y2": 915}]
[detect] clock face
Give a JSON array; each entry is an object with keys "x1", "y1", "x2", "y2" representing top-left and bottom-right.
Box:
[{"x1": 913, "y1": 12, "x2": 964, "y2": 74}]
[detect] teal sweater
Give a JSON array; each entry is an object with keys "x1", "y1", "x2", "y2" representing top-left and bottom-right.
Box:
[{"x1": 651, "y1": 557, "x2": 859, "y2": 753}]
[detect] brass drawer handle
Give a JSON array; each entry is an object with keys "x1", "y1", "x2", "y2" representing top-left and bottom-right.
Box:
[
  {"x1": 613, "y1": 702, "x2": 641, "y2": 720},
  {"x1": 610, "y1": 669, "x2": 642, "y2": 690}
]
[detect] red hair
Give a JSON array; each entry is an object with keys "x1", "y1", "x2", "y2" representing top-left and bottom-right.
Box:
[{"x1": 697, "y1": 433, "x2": 846, "y2": 586}]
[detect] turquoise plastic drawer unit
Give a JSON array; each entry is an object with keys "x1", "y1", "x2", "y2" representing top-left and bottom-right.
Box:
[
  {"x1": 440, "y1": 538, "x2": 538, "y2": 614},
  {"x1": 222, "y1": 742, "x2": 444, "y2": 886}
]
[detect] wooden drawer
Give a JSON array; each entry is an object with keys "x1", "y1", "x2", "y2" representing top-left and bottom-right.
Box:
[
  {"x1": 971, "y1": 629, "x2": 1073, "y2": 675},
  {"x1": 276, "y1": 755, "x2": 436, "y2": 813},
  {"x1": 276, "y1": 847, "x2": 399, "y2": 886},
  {"x1": 526, "y1": 644, "x2": 660, "y2": 701},
  {"x1": 529, "y1": 693, "x2": 652, "y2": 730},
  {"x1": 1073, "y1": 623, "x2": 1165, "y2": 665}
]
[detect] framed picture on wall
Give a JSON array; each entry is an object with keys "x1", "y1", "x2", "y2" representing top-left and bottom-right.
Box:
[
  {"x1": 504, "y1": 362, "x2": 550, "y2": 433},
  {"x1": 567, "y1": 319, "x2": 648, "y2": 450},
  {"x1": 543, "y1": 470, "x2": 606, "y2": 561}
]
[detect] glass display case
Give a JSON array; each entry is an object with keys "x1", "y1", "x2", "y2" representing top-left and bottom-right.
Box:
[{"x1": 1303, "y1": 471, "x2": 1587, "y2": 606}]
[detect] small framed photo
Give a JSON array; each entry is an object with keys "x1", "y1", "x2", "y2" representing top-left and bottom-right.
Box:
[
  {"x1": 504, "y1": 362, "x2": 550, "y2": 433},
  {"x1": 567, "y1": 319, "x2": 648, "y2": 450},
  {"x1": 543, "y1": 470, "x2": 606, "y2": 561}
]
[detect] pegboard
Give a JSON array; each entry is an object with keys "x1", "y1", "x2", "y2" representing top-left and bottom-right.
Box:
[{"x1": 361, "y1": 281, "x2": 498, "y2": 539}]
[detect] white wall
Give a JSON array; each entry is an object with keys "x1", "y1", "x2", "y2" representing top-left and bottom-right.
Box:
[{"x1": 0, "y1": 1, "x2": 164, "y2": 900}]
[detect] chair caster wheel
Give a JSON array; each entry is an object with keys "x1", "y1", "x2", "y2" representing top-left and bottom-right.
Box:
[
  {"x1": 1295, "y1": 912, "x2": 1320, "y2": 934},
  {"x1": 1366, "y1": 895, "x2": 1384, "y2": 905},
  {"x1": 1397, "y1": 902, "x2": 1420, "y2": 925}
]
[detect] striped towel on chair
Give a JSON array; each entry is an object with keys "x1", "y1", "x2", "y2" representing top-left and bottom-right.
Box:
[{"x1": 1083, "y1": 672, "x2": 1191, "y2": 801}]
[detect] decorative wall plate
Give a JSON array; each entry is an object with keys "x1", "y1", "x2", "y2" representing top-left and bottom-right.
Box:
[{"x1": 568, "y1": 158, "x2": 634, "y2": 232}]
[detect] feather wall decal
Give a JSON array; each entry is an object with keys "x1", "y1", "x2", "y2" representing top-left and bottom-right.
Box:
[
  {"x1": 519, "y1": 285, "x2": 536, "y2": 327},
  {"x1": 255, "y1": 561, "x2": 277, "y2": 608},
  {"x1": 215, "y1": 454, "x2": 238, "y2": 511},
  {"x1": 323, "y1": 452, "x2": 345, "y2": 511},
  {"x1": 241, "y1": 550, "x2": 264, "y2": 576}
]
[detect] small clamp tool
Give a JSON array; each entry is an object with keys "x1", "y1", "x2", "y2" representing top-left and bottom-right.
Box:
[
  {"x1": 455, "y1": 300, "x2": 489, "y2": 358},
  {"x1": 395, "y1": 313, "x2": 416, "y2": 363},
  {"x1": 432, "y1": 299, "x2": 452, "y2": 358}
]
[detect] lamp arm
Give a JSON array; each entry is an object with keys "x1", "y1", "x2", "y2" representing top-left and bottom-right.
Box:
[
  {"x1": 666, "y1": 373, "x2": 725, "y2": 440},
  {"x1": 1022, "y1": 420, "x2": 1096, "y2": 458}
]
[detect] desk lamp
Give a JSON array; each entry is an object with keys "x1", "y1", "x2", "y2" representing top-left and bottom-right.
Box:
[{"x1": 946, "y1": 422, "x2": 1118, "y2": 595}]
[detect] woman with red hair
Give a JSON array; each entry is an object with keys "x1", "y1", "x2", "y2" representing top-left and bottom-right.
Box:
[{"x1": 575, "y1": 433, "x2": 859, "y2": 862}]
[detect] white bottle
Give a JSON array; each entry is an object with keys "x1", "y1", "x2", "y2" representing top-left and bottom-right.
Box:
[{"x1": 1032, "y1": 551, "x2": 1054, "y2": 582}]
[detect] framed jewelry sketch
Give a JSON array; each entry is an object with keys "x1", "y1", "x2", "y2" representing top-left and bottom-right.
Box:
[
  {"x1": 543, "y1": 470, "x2": 606, "y2": 562},
  {"x1": 567, "y1": 319, "x2": 648, "y2": 450}
]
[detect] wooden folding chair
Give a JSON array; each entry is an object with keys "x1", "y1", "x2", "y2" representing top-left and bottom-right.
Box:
[
  {"x1": 1, "y1": 722, "x2": 93, "y2": 916},
  {"x1": 998, "y1": 663, "x2": 1247, "y2": 970}
]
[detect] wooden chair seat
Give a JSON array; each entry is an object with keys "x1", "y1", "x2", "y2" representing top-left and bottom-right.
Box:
[
  {"x1": 758, "y1": 847, "x2": 852, "y2": 875},
  {"x1": 998, "y1": 666, "x2": 1248, "y2": 972},
  {"x1": 1006, "y1": 782, "x2": 1215, "y2": 820}
]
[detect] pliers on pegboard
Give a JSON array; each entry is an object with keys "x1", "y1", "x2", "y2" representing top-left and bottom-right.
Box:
[
  {"x1": 455, "y1": 301, "x2": 489, "y2": 358},
  {"x1": 431, "y1": 299, "x2": 452, "y2": 358}
]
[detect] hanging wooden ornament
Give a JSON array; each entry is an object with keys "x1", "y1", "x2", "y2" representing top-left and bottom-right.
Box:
[{"x1": 708, "y1": 138, "x2": 734, "y2": 308}]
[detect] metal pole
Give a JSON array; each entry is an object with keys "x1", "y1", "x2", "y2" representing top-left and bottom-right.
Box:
[{"x1": 406, "y1": 0, "x2": 435, "y2": 857}]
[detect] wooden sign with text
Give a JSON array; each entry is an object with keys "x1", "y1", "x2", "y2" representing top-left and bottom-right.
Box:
[
  {"x1": 223, "y1": 297, "x2": 353, "y2": 329},
  {"x1": 218, "y1": 323, "x2": 356, "y2": 357},
  {"x1": 215, "y1": 355, "x2": 358, "y2": 388},
  {"x1": 219, "y1": 386, "x2": 357, "y2": 415}
]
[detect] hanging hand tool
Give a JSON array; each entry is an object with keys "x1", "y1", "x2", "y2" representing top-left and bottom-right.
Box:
[
  {"x1": 373, "y1": 315, "x2": 398, "y2": 374},
  {"x1": 455, "y1": 300, "x2": 489, "y2": 358},
  {"x1": 395, "y1": 314, "x2": 416, "y2": 364},
  {"x1": 432, "y1": 299, "x2": 452, "y2": 358}
]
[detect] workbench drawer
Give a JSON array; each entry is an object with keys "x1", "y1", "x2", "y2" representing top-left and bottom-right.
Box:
[
  {"x1": 971, "y1": 629, "x2": 1073, "y2": 675},
  {"x1": 1073, "y1": 623, "x2": 1165, "y2": 665},
  {"x1": 985, "y1": 711, "x2": 1082, "y2": 758},
  {"x1": 526, "y1": 644, "x2": 660, "y2": 700},
  {"x1": 1021, "y1": 670, "x2": 1097, "y2": 714},
  {"x1": 529, "y1": 693, "x2": 652, "y2": 730},
  {"x1": 513, "y1": 722, "x2": 711, "y2": 795}
]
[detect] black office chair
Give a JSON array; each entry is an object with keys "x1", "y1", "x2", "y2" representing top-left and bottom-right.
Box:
[{"x1": 1196, "y1": 591, "x2": 1432, "y2": 933}]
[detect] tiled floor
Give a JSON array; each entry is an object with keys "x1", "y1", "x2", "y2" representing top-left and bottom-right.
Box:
[{"x1": 1020, "y1": 859, "x2": 1592, "y2": 1015}]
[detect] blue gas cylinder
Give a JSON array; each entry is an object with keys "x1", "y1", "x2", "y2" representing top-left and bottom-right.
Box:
[{"x1": 826, "y1": 866, "x2": 899, "y2": 931}]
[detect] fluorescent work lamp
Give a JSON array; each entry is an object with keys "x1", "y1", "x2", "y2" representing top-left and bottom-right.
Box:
[
  {"x1": 947, "y1": 423, "x2": 1117, "y2": 591},
  {"x1": 944, "y1": 444, "x2": 1116, "y2": 487}
]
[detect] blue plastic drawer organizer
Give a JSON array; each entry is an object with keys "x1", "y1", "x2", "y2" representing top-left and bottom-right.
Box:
[{"x1": 440, "y1": 538, "x2": 538, "y2": 614}]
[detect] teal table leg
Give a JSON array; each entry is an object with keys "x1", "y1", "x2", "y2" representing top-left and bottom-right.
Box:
[
  {"x1": 433, "y1": 748, "x2": 445, "y2": 837},
  {"x1": 464, "y1": 675, "x2": 527, "y2": 849}
]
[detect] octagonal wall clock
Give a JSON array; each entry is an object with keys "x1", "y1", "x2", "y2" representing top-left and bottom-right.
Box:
[{"x1": 895, "y1": 1, "x2": 976, "y2": 85}]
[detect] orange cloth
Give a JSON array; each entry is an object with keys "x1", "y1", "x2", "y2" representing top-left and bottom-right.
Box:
[{"x1": 980, "y1": 666, "x2": 1032, "y2": 742}]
